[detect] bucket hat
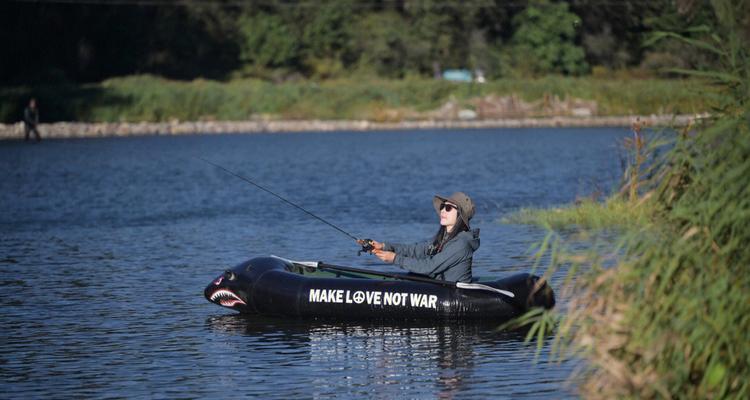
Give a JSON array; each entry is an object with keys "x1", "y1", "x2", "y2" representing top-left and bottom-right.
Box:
[{"x1": 433, "y1": 192, "x2": 475, "y2": 227}]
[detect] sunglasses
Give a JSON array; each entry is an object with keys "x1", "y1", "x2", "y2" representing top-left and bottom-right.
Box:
[{"x1": 440, "y1": 203, "x2": 458, "y2": 212}]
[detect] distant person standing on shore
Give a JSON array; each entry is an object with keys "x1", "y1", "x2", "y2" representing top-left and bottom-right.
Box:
[{"x1": 23, "y1": 98, "x2": 41, "y2": 142}]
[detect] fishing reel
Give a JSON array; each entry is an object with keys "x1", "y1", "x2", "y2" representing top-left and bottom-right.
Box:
[{"x1": 357, "y1": 239, "x2": 375, "y2": 256}]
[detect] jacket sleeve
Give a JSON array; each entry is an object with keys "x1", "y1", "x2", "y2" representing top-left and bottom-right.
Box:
[
  {"x1": 382, "y1": 240, "x2": 431, "y2": 258},
  {"x1": 393, "y1": 238, "x2": 471, "y2": 278}
]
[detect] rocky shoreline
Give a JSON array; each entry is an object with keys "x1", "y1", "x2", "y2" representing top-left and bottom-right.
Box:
[{"x1": 0, "y1": 114, "x2": 705, "y2": 140}]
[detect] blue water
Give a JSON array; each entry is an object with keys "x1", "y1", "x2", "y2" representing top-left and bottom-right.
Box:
[{"x1": 1, "y1": 128, "x2": 628, "y2": 398}]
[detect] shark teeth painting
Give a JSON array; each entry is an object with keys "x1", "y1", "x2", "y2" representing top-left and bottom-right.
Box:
[{"x1": 208, "y1": 289, "x2": 246, "y2": 307}]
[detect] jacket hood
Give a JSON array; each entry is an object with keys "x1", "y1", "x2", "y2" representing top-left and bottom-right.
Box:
[{"x1": 457, "y1": 228, "x2": 480, "y2": 251}]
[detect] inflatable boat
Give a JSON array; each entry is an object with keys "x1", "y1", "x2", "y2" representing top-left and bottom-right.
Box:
[{"x1": 204, "y1": 256, "x2": 555, "y2": 321}]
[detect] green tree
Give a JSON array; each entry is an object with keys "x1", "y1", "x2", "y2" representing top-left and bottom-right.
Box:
[
  {"x1": 299, "y1": 1, "x2": 355, "y2": 78},
  {"x1": 511, "y1": 0, "x2": 588, "y2": 75},
  {"x1": 404, "y1": 0, "x2": 477, "y2": 75},
  {"x1": 237, "y1": 12, "x2": 300, "y2": 68},
  {"x1": 638, "y1": 0, "x2": 722, "y2": 74},
  {"x1": 350, "y1": 12, "x2": 414, "y2": 77},
  {"x1": 570, "y1": 0, "x2": 667, "y2": 70},
  {"x1": 466, "y1": 0, "x2": 515, "y2": 78}
]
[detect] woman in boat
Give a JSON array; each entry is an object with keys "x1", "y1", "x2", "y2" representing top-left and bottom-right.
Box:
[{"x1": 361, "y1": 192, "x2": 479, "y2": 283}]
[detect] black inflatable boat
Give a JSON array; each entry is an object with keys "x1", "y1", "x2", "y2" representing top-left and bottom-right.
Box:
[{"x1": 204, "y1": 256, "x2": 555, "y2": 321}]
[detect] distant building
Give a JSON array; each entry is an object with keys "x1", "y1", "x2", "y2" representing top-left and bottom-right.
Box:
[
  {"x1": 441, "y1": 69, "x2": 485, "y2": 83},
  {"x1": 442, "y1": 69, "x2": 472, "y2": 82}
]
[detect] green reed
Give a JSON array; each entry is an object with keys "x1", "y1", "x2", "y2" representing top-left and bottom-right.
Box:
[{"x1": 503, "y1": 2, "x2": 750, "y2": 397}]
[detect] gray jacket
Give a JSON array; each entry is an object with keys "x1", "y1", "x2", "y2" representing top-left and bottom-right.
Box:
[{"x1": 383, "y1": 229, "x2": 479, "y2": 283}]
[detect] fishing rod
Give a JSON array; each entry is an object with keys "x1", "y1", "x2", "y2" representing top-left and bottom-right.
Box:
[
  {"x1": 271, "y1": 256, "x2": 516, "y2": 298},
  {"x1": 199, "y1": 157, "x2": 375, "y2": 255}
]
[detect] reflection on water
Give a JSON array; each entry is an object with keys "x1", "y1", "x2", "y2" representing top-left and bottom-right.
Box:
[{"x1": 205, "y1": 315, "x2": 571, "y2": 399}]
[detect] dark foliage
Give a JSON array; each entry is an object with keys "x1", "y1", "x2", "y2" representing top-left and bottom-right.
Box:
[{"x1": 1, "y1": 0, "x2": 716, "y2": 84}]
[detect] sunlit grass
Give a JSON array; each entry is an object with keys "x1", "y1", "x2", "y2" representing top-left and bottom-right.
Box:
[
  {"x1": 1, "y1": 74, "x2": 714, "y2": 123},
  {"x1": 504, "y1": 197, "x2": 655, "y2": 231}
]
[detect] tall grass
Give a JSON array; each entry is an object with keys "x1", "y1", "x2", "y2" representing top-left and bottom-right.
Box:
[
  {"x1": 507, "y1": 2, "x2": 750, "y2": 397},
  {"x1": 1, "y1": 75, "x2": 713, "y2": 123},
  {"x1": 504, "y1": 197, "x2": 654, "y2": 231}
]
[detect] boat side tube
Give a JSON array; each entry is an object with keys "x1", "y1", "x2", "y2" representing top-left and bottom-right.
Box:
[{"x1": 205, "y1": 257, "x2": 555, "y2": 321}]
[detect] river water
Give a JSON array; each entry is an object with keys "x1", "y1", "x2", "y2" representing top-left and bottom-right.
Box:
[{"x1": 1, "y1": 128, "x2": 628, "y2": 398}]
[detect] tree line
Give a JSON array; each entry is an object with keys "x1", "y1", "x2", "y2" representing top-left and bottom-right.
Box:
[{"x1": 1, "y1": 0, "x2": 722, "y2": 84}]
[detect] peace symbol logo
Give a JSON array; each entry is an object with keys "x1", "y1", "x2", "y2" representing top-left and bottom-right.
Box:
[{"x1": 352, "y1": 291, "x2": 365, "y2": 304}]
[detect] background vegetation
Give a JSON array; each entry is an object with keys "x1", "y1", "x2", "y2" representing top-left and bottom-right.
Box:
[
  {"x1": 0, "y1": 75, "x2": 712, "y2": 123},
  {"x1": 0, "y1": 0, "x2": 725, "y2": 123},
  {"x1": 0, "y1": 0, "x2": 722, "y2": 83}
]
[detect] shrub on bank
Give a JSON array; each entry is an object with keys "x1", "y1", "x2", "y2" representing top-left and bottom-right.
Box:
[{"x1": 1, "y1": 75, "x2": 712, "y2": 123}]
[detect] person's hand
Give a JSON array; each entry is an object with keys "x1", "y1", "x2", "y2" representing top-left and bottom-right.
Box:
[
  {"x1": 373, "y1": 249, "x2": 395, "y2": 263},
  {"x1": 357, "y1": 239, "x2": 384, "y2": 251}
]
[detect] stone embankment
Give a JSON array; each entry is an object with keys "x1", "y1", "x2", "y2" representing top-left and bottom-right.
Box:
[{"x1": 0, "y1": 114, "x2": 705, "y2": 140}]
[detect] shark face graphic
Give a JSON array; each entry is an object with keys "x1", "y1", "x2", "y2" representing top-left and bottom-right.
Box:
[
  {"x1": 205, "y1": 271, "x2": 248, "y2": 309},
  {"x1": 209, "y1": 288, "x2": 247, "y2": 307}
]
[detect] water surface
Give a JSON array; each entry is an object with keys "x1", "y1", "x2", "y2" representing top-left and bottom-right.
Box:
[{"x1": 1, "y1": 128, "x2": 628, "y2": 398}]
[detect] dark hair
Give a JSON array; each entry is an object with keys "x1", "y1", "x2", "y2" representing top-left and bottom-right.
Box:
[{"x1": 429, "y1": 211, "x2": 469, "y2": 255}]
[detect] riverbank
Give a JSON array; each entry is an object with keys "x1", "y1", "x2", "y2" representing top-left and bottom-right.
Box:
[
  {"x1": 0, "y1": 114, "x2": 705, "y2": 140},
  {"x1": 2, "y1": 75, "x2": 713, "y2": 124}
]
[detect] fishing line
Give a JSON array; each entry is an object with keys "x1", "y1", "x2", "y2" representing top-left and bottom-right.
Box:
[{"x1": 198, "y1": 157, "x2": 362, "y2": 243}]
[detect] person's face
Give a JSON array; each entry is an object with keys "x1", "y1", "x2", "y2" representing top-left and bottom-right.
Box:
[
  {"x1": 30, "y1": 100, "x2": 36, "y2": 108},
  {"x1": 439, "y1": 202, "x2": 459, "y2": 229}
]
